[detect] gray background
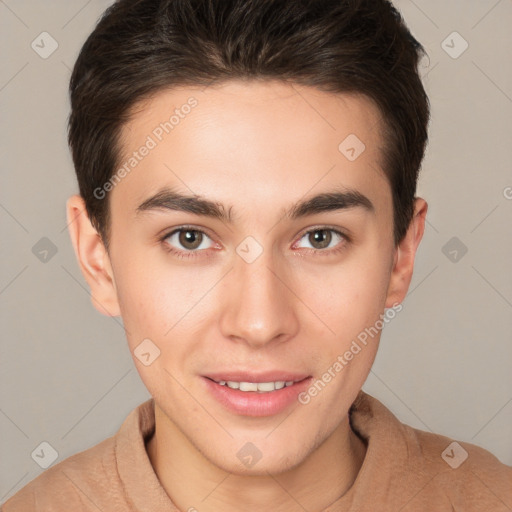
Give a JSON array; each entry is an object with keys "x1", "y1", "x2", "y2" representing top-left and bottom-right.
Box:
[{"x1": 1, "y1": 0, "x2": 511, "y2": 503}]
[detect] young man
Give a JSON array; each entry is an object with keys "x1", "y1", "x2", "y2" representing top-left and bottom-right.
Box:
[{"x1": 3, "y1": 0, "x2": 511, "y2": 510}]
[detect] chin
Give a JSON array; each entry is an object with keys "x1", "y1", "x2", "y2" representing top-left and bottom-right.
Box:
[{"x1": 200, "y1": 436, "x2": 315, "y2": 477}]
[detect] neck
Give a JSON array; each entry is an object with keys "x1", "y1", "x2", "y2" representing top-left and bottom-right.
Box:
[{"x1": 146, "y1": 404, "x2": 366, "y2": 512}]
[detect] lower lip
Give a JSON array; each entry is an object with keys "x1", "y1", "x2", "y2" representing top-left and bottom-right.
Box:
[{"x1": 203, "y1": 377, "x2": 312, "y2": 417}]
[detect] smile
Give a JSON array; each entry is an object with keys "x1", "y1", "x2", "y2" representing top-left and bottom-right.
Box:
[
  {"x1": 203, "y1": 375, "x2": 313, "y2": 416},
  {"x1": 212, "y1": 380, "x2": 296, "y2": 392}
]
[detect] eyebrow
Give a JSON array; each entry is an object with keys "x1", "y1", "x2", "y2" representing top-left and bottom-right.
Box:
[{"x1": 135, "y1": 186, "x2": 374, "y2": 222}]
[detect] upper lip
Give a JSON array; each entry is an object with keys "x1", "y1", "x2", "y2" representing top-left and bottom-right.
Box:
[{"x1": 204, "y1": 372, "x2": 311, "y2": 383}]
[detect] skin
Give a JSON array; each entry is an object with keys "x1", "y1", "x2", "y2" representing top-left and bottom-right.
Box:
[{"x1": 67, "y1": 80, "x2": 427, "y2": 512}]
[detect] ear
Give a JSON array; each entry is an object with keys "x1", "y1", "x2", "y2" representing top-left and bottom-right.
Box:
[
  {"x1": 385, "y1": 198, "x2": 428, "y2": 308},
  {"x1": 66, "y1": 194, "x2": 121, "y2": 317}
]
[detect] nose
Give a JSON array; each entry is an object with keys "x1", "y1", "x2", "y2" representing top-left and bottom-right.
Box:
[{"x1": 218, "y1": 247, "x2": 299, "y2": 349}]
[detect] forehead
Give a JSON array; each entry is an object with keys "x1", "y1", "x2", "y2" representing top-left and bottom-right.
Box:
[{"x1": 111, "y1": 80, "x2": 389, "y2": 223}]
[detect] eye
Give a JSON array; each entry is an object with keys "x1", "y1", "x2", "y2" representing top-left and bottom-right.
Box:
[
  {"x1": 160, "y1": 225, "x2": 348, "y2": 259},
  {"x1": 163, "y1": 228, "x2": 214, "y2": 252},
  {"x1": 295, "y1": 228, "x2": 347, "y2": 251}
]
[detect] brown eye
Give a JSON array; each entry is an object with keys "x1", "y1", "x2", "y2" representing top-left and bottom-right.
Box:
[
  {"x1": 295, "y1": 228, "x2": 346, "y2": 252},
  {"x1": 308, "y1": 230, "x2": 332, "y2": 249},
  {"x1": 164, "y1": 228, "x2": 213, "y2": 252},
  {"x1": 178, "y1": 230, "x2": 203, "y2": 250}
]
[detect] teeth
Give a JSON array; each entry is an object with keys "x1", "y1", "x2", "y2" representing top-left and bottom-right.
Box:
[
  {"x1": 239, "y1": 382, "x2": 258, "y2": 391},
  {"x1": 256, "y1": 382, "x2": 275, "y2": 392},
  {"x1": 217, "y1": 380, "x2": 296, "y2": 392}
]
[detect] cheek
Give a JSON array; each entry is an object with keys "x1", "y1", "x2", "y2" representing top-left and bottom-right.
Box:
[
  {"x1": 113, "y1": 250, "x2": 218, "y2": 349},
  {"x1": 112, "y1": 257, "x2": 176, "y2": 343},
  {"x1": 297, "y1": 248, "x2": 392, "y2": 338},
  {"x1": 293, "y1": 252, "x2": 391, "y2": 418},
  {"x1": 112, "y1": 263, "x2": 203, "y2": 391}
]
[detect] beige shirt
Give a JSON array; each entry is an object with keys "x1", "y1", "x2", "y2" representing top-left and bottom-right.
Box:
[{"x1": 2, "y1": 391, "x2": 511, "y2": 511}]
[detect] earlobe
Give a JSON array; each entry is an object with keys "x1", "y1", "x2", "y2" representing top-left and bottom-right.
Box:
[
  {"x1": 385, "y1": 198, "x2": 428, "y2": 308},
  {"x1": 66, "y1": 194, "x2": 121, "y2": 317}
]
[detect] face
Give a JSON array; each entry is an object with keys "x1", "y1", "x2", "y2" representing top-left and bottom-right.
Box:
[{"x1": 69, "y1": 80, "x2": 424, "y2": 475}]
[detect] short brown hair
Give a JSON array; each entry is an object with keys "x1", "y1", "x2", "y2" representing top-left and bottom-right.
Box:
[{"x1": 68, "y1": 0, "x2": 430, "y2": 249}]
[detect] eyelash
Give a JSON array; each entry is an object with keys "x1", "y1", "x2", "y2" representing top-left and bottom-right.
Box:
[{"x1": 159, "y1": 225, "x2": 350, "y2": 260}]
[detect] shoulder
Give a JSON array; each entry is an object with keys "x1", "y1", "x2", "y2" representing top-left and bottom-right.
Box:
[
  {"x1": 1, "y1": 435, "x2": 120, "y2": 511},
  {"x1": 350, "y1": 392, "x2": 512, "y2": 511},
  {"x1": 2, "y1": 399, "x2": 156, "y2": 512},
  {"x1": 403, "y1": 423, "x2": 512, "y2": 510}
]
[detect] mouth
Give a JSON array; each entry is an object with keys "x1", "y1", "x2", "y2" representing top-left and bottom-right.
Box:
[
  {"x1": 207, "y1": 378, "x2": 304, "y2": 393},
  {"x1": 202, "y1": 373, "x2": 312, "y2": 416}
]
